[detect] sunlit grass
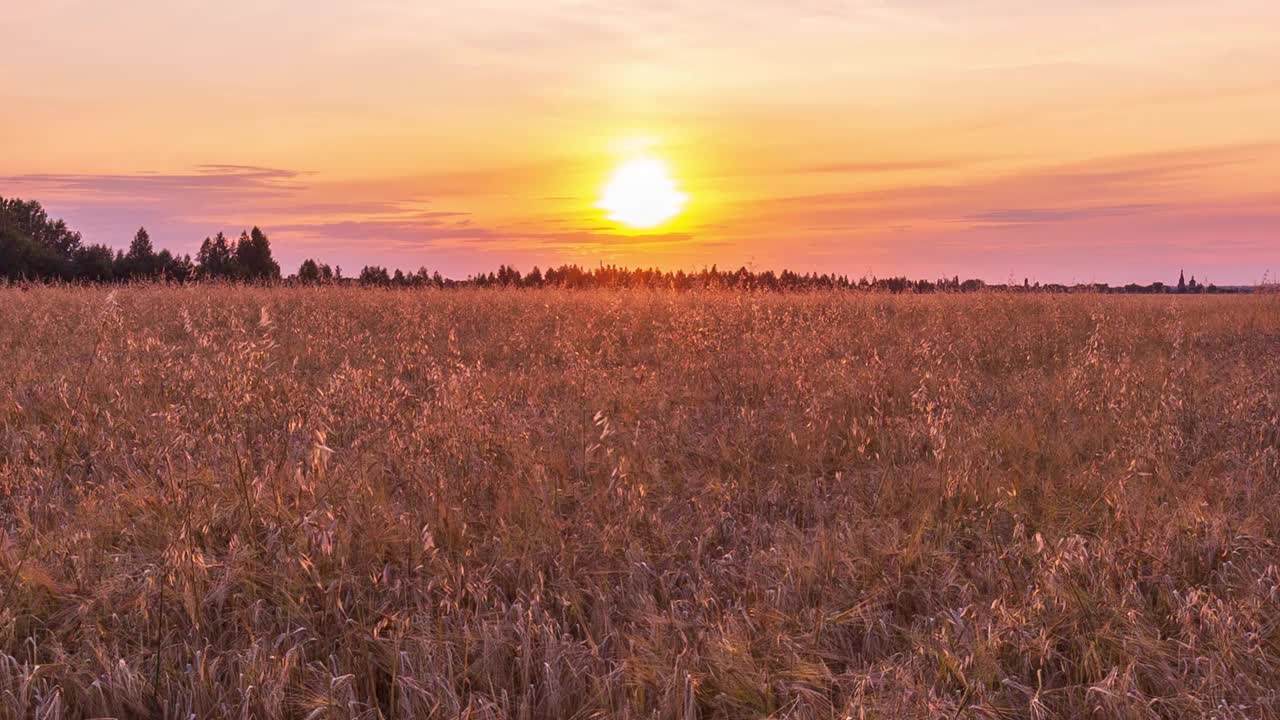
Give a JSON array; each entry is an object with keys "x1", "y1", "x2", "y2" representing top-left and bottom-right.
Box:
[{"x1": 1, "y1": 286, "x2": 1278, "y2": 718}]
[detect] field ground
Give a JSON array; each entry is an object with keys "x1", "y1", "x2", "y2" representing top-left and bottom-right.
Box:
[{"x1": 2, "y1": 286, "x2": 1280, "y2": 719}]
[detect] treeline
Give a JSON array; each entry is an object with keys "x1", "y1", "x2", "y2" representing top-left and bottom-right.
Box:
[
  {"x1": 0, "y1": 195, "x2": 1245, "y2": 293},
  {"x1": 453, "y1": 264, "x2": 990, "y2": 293},
  {"x1": 398, "y1": 265, "x2": 1233, "y2": 293},
  {"x1": 346, "y1": 262, "x2": 980, "y2": 291},
  {"x1": 1, "y1": 197, "x2": 280, "y2": 283}
]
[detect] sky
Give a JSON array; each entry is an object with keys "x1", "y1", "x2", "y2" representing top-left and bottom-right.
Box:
[{"x1": 3, "y1": 0, "x2": 1279, "y2": 284}]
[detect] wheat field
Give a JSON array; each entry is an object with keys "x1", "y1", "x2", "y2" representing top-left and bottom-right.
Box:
[{"x1": 2, "y1": 286, "x2": 1279, "y2": 719}]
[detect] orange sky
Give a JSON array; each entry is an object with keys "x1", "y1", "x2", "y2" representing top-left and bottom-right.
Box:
[{"x1": 4, "y1": 1, "x2": 1279, "y2": 283}]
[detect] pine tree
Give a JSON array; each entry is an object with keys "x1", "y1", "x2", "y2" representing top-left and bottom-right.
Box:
[
  {"x1": 233, "y1": 227, "x2": 281, "y2": 282},
  {"x1": 125, "y1": 227, "x2": 159, "y2": 279},
  {"x1": 197, "y1": 232, "x2": 234, "y2": 279}
]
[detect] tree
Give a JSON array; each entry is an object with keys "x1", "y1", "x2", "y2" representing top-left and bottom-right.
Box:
[
  {"x1": 233, "y1": 227, "x2": 280, "y2": 282},
  {"x1": 72, "y1": 244, "x2": 118, "y2": 282},
  {"x1": 128, "y1": 226, "x2": 154, "y2": 258},
  {"x1": 359, "y1": 265, "x2": 391, "y2": 285},
  {"x1": 0, "y1": 196, "x2": 80, "y2": 279},
  {"x1": 298, "y1": 258, "x2": 322, "y2": 284},
  {"x1": 197, "y1": 232, "x2": 234, "y2": 279},
  {"x1": 124, "y1": 227, "x2": 160, "y2": 279},
  {"x1": 167, "y1": 253, "x2": 195, "y2": 283},
  {"x1": 155, "y1": 249, "x2": 173, "y2": 280},
  {"x1": 496, "y1": 264, "x2": 522, "y2": 286},
  {"x1": 0, "y1": 217, "x2": 65, "y2": 280},
  {"x1": 0, "y1": 196, "x2": 82, "y2": 259}
]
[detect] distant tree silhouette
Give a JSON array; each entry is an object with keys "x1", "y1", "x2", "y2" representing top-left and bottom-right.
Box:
[
  {"x1": 1, "y1": 217, "x2": 63, "y2": 280},
  {"x1": 72, "y1": 244, "x2": 118, "y2": 282},
  {"x1": 493, "y1": 264, "x2": 521, "y2": 286},
  {"x1": 359, "y1": 266, "x2": 391, "y2": 285},
  {"x1": 298, "y1": 258, "x2": 322, "y2": 284},
  {"x1": 233, "y1": 227, "x2": 280, "y2": 281},
  {"x1": 197, "y1": 232, "x2": 234, "y2": 279},
  {"x1": 123, "y1": 227, "x2": 161, "y2": 279},
  {"x1": 0, "y1": 196, "x2": 82, "y2": 259},
  {"x1": 0, "y1": 196, "x2": 79, "y2": 279},
  {"x1": 166, "y1": 252, "x2": 195, "y2": 282}
]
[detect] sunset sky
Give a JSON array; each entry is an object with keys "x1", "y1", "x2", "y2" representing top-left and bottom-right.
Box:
[{"x1": 4, "y1": 1, "x2": 1279, "y2": 283}]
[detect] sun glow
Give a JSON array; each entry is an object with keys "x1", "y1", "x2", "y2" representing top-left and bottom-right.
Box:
[{"x1": 597, "y1": 156, "x2": 688, "y2": 230}]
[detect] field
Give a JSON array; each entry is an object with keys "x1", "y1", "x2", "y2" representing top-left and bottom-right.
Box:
[{"x1": 2, "y1": 286, "x2": 1279, "y2": 719}]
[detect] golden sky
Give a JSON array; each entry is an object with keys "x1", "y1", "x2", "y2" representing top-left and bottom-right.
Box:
[{"x1": 4, "y1": 1, "x2": 1279, "y2": 283}]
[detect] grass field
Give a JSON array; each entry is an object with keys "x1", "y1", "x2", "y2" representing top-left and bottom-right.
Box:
[{"x1": 2, "y1": 286, "x2": 1279, "y2": 719}]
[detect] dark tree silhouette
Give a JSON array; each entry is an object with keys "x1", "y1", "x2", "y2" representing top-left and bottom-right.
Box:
[
  {"x1": 197, "y1": 232, "x2": 234, "y2": 279},
  {"x1": 124, "y1": 227, "x2": 161, "y2": 279},
  {"x1": 165, "y1": 252, "x2": 195, "y2": 282},
  {"x1": 233, "y1": 227, "x2": 281, "y2": 281},
  {"x1": 298, "y1": 259, "x2": 322, "y2": 284},
  {"x1": 296, "y1": 258, "x2": 334, "y2": 284},
  {"x1": 0, "y1": 196, "x2": 79, "y2": 279},
  {"x1": 359, "y1": 266, "x2": 392, "y2": 285},
  {"x1": 0, "y1": 196, "x2": 82, "y2": 259},
  {"x1": 72, "y1": 244, "x2": 118, "y2": 282}
]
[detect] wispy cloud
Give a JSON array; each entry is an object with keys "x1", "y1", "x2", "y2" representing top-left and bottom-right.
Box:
[
  {"x1": 1, "y1": 165, "x2": 302, "y2": 199},
  {"x1": 965, "y1": 204, "x2": 1165, "y2": 226},
  {"x1": 797, "y1": 158, "x2": 983, "y2": 175},
  {"x1": 746, "y1": 142, "x2": 1279, "y2": 228}
]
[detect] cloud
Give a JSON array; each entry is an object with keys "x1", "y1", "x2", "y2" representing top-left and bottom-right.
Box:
[
  {"x1": 271, "y1": 215, "x2": 494, "y2": 248},
  {"x1": 797, "y1": 158, "x2": 982, "y2": 175},
  {"x1": 965, "y1": 204, "x2": 1165, "y2": 225},
  {"x1": 1, "y1": 165, "x2": 302, "y2": 200},
  {"x1": 1, "y1": 163, "x2": 476, "y2": 237},
  {"x1": 745, "y1": 142, "x2": 1280, "y2": 229},
  {"x1": 268, "y1": 207, "x2": 696, "y2": 262}
]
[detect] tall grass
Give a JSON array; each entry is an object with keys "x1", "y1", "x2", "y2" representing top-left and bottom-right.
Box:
[{"x1": 1, "y1": 286, "x2": 1278, "y2": 718}]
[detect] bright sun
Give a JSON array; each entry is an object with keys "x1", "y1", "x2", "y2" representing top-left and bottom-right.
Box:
[{"x1": 597, "y1": 156, "x2": 688, "y2": 230}]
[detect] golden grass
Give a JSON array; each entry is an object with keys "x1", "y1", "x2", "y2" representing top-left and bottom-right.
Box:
[{"x1": 1, "y1": 285, "x2": 1279, "y2": 719}]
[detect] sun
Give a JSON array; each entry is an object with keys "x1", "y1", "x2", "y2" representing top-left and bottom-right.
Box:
[{"x1": 597, "y1": 156, "x2": 688, "y2": 230}]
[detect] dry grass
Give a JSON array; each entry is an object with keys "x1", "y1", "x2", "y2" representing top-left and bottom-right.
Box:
[{"x1": 2, "y1": 285, "x2": 1279, "y2": 719}]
